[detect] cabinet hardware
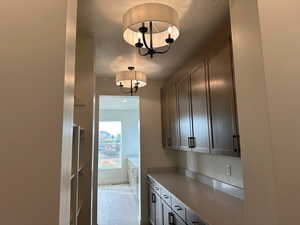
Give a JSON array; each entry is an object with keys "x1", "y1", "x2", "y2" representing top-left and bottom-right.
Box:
[
  {"x1": 174, "y1": 205, "x2": 183, "y2": 210},
  {"x1": 233, "y1": 134, "x2": 240, "y2": 153},
  {"x1": 168, "y1": 212, "x2": 175, "y2": 225},
  {"x1": 151, "y1": 193, "x2": 156, "y2": 203},
  {"x1": 188, "y1": 137, "x2": 196, "y2": 148},
  {"x1": 167, "y1": 137, "x2": 172, "y2": 147}
]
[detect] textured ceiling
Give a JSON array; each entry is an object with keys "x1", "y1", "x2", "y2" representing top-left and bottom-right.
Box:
[{"x1": 78, "y1": 0, "x2": 229, "y2": 80}]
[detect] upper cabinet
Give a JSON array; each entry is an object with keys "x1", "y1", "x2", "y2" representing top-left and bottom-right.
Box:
[
  {"x1": 161, "y1": 39, "x2": 240, "y2": 157},
  {"x1": 208, "y1": 44, "x2": 240, "y2": 156},
  {"x1": 161, "y1": 83, "x2": 179, "y2": 149},
  {"x1": 177, "y1": 74, "x2": 192, "y2": 151},
  {"x1": 190, "y1": 62, "x2": 210, "y2": 153}
]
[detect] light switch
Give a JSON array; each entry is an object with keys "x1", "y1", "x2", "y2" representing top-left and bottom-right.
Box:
[{"x1": 226, "y1": 164, "x2": 232, "y2": 176}]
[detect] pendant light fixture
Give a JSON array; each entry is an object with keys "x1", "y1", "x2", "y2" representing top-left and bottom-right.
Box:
[
  {"x1": 123, "y1": 3, "x2": 180, "y2": 58},
  {"x1": 116, "y1": 66, "x2": 147, "y2": 96}
]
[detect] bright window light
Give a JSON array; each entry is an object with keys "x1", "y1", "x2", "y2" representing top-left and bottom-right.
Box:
[{"x1": 99, "y1": 121, "x2": 122, "y2": 169}]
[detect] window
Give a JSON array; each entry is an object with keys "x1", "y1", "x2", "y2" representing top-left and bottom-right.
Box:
[{"x1": 99, "y1": 121, "x2": 122, "y2": 169}]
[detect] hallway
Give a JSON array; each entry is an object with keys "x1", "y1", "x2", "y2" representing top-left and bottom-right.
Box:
[{"x1": 98, "y1": 184, "x2": 139, "y2": 225}]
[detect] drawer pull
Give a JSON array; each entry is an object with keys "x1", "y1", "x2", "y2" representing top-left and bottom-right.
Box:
[
  {"x1": 151, "y1": 193, "x2": 156, "y2": 203},
  {"x1": 168, "y1": 212, "x2": 175, "y2": 225},
  {"x1": 174, "y1": 205, "x2": 183, "y2": 210}
]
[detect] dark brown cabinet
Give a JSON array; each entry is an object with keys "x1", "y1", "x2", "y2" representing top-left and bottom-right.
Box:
[
  {"x1": 161, "y1": 83, "x2": 179, "y2": 149},
  {"x1": 161, "y1": 40, "x2": 240, "y2": 157},
  {"x1": 177, "y1": 74, "x2": 192, "y2": 151},
  {"x1": 190, "y1": 63, "x2": 210, "y2": 153},
  {"x1": 207, "y1": 44, "x2": 239, "y2": 156}
]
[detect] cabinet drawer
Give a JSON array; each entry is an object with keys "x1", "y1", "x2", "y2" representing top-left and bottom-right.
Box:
[
  {"x1": 186, "y1": 209, "x2": 207, "y2": 225},
  {"x1": 160, "y1": 186, "x2": 171, "y2": 205},
  {"x1": 152, "y1": 183, "x2": 160, "y2": 193},
  {"x1": 148, "y1": 177, "x2": 160, "y2": 193},
  {"x1": 171, "y1": 196, "x2": 186, "y2": 221}
]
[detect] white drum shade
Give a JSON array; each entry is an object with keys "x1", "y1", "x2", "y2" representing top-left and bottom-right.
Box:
[
  {"x1": 123, "y1": 3, "x2": 180, "y2": 48},
  {"x1": 116, "y1": 70, "x2": 147, "y2": 88}
]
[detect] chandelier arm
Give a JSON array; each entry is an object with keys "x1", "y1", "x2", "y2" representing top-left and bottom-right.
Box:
[
  {"x1": 118, "y1": 87, "x2": 132, "y2": 94},
  {"x1": 142, "y1": 31, "x2": 151, "y2": 51},
  {"x1": 150, "y1": 21, "x2": 153, "y2": 49},
  {"x1": 138, "y1": 48, "x2": 149, "y2": 56},
  {"x1": 154, "y1": 44, "x2": 171, "y2": 54}
]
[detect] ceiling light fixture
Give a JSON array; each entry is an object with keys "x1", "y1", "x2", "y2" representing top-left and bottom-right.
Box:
[
  {"x1": 123, "y1": 3, "x2": 180, "y2": 58},
  {"x1": 116, "y1": 66, "x2": 147, "y2": 96}
]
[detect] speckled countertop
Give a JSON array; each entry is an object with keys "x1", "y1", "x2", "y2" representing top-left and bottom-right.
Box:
[{"x1": 148, "y1": 172, "x2": 244, "y2": 225}]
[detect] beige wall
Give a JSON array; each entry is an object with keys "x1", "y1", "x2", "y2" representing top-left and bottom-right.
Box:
[
  {"x1": 230, "y1": 0, "x2": 278, "y2": 224},
  {"x1": 177, "y1": 152, "x2": 243, "y2": 188},
  {"x1": 0, "y1": 1, "x2": 77, "y2": 225},
  {"x1": 95, "y1": 77, "x2": 177, "y2": 224},
  {"x1": 256, "y1": 0, "x2": 300, "y2": 224}
]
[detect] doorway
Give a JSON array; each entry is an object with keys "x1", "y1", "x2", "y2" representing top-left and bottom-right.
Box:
[{"x1": 97, "y1": 95, "x2": 141, "y2": 225}]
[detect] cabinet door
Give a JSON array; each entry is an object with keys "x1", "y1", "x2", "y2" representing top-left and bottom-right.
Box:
[
  {"x1": 174, "y1": 213, "x2": 187, "y2": 225},
  {"x1": 149, "y1": 187, "x2": 156, "y2": 225},
  {"x1": 162, "y1": 199, "x2": 172, "y2": 225},
  {"x1": 190, "y1": 64, "x2": 210, "y2": 153},
  {"x1": 161, "y1": 88, "x2": 170, "y2": 148},
  {"x1": 162, "y1": 200, "x2": 186, "y2": 225},
  {"x1": 177, "y1": 74, "x2": 192, "y2": 151},
  {"x1": 207, "y1": 44, "x2": 239, "y2": 156},
  {"x1": 155, "y1": 193, "x2": 163, "y2": 225},
  {"x1": 168, "y1": 83, "x2": 179, "y2": 149}
]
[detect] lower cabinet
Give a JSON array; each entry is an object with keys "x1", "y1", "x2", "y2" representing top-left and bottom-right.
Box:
[
  {"x1": 149, "y1": 187, "x2": 156, "y2": 225},
  {"x1": 162, "y1": 199, "x2": 186, "y2": 225},
  {"x1": 148, "y1": 178, "x2": 207, "y2": 225},
  {"x1": 149, "y1": 187, "x2": 163, "y2": 225}
]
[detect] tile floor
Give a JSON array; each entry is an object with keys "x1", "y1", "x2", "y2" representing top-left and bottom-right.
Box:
[{"x1": 98, "y1": 184, "x2": 139, "y2": 225}]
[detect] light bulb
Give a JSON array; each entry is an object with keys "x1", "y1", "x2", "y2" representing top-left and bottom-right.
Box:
[
  {"x1": 137, "y1": 32, "x2": 142, "y2": 40},
  {"x1": 168, "y1": 26, "x2": 172, "y2": 34}
]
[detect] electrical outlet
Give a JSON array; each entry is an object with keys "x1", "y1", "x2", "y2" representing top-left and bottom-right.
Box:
[{"x1": 226, "y1": 164, "x2": 232, "y2": 176}]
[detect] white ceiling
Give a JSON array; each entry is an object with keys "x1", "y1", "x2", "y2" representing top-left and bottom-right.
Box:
[
  {"x1": 100, "y1": 96, "x2": 139, "y2": 110},
  {"x1": 78, "y1": 0, "x2": 229, "y2": 80}
]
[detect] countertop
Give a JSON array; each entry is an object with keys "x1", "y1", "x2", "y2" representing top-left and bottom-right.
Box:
[{"x1": 148, "y1": 172, "x2": 244, "y2": 225}]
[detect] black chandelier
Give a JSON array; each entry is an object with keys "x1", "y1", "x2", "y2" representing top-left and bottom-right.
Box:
[
  {"x1": 122, "y1": 3, "x2": 180, "y2": 58},
  {"x1": 116, "y1": 67, "x2": 147, "y2": 96},
  {"x1": 134, "y1": 22, "x2": 175, "y2": 58}
]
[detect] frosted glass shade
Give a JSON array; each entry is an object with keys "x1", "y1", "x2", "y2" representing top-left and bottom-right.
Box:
[
  {"x1": 116, "y1": 70, "x2": 147, "y2": 88},
  {"x1": 123, "y1": 3, "x2": 180, "y2": 48}
]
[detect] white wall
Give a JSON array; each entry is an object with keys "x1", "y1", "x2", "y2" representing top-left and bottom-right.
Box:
[
  {"x1": 0, "y1": 1, "x2": 77, "y2": 225},
  {"x1": 230, "y1": 0, "x2": 300, "y2": 224},
  {"x1": 177, "y1": 152, "x2": 243, "y2": 188},
  {"x1": 99, "y1": 109, "x2": 140, "y2": 185},
  {"x1": 96, "y1": 77, "x2": 177, "y2": 225},
  {"x1": 256, "y1": 0, "x2": 300, "y2": 224},
  {"x1": 230, "y1": 1, "x2": 278, "y2": 224}
]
